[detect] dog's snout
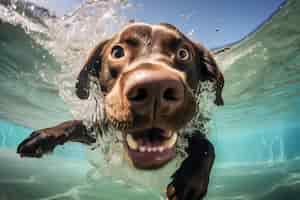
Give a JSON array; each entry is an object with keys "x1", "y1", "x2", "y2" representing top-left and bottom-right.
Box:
[{"x1": 124, "y1": 67, "x2": 184, "y2": 117}]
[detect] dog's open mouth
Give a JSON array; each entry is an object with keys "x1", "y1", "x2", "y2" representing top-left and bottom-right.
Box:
[{"x1": 124, "y1": 128, "x2": 177, "y2": 169}]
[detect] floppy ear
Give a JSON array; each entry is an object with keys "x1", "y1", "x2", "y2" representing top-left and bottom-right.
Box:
[
  {"x1": 75, "y1": 39, "x2": 110, "y2": 99},
  {"x1": 195, "y1": 43, "x2": 224, "y2": 106}
]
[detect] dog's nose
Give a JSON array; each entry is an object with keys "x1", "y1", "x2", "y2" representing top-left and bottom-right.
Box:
[{"x1": 124, "y1": 68, "x2": 185, "y2": 117}]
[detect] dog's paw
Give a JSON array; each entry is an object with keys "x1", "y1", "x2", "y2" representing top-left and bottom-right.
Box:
[
  {"x1": 166, "y1": 158, "x2": 210, "y2": 200},
  {"x1": 17, "y1": 131, "x2": 66, "y2": 158}
]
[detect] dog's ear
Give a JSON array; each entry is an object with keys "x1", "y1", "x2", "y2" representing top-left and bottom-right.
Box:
[
  {"x1": 75, "y1": 39, "x2": 110, "y2": 99},
  {"x1": 194, "y1": 43, "x2": 224, "y2": 106}
]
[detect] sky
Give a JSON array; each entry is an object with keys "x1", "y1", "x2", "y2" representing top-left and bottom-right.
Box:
[{"x1": 31, "y1": 0, "x2": 286, "y2": 49}]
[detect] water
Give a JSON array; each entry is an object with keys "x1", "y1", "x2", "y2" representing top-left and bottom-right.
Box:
[{"x1": 0, "y1": 0, "x2": 300, "y2": 199}]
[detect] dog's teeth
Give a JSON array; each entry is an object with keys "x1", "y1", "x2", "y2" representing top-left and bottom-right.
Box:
[
  {"x1": 127, "y1": 132, "x2": 177, "y2": 153},
  {"x1": 166, "y1": 131, "x2": 172, "y2": 138},
  {"x1": 158, "y1": 146, "x2": 164, "y2": 152},
  {"x1": 163, "y1": 133, "x2": 177, "y2": 149},
  {"x1": 126, "y1": 134, "x2": 138, "y2": 150},
  {"x1": 139, "y1": 146, "x2": 146, "y2": 152}
]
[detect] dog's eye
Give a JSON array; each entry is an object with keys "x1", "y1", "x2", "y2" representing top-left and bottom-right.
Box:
[
  {"x1": 111, "y1": 45, "x2": 125, "y2": 58},
  {"x1": 177, "y1": 48, "x2": 190, "y2": 61}
]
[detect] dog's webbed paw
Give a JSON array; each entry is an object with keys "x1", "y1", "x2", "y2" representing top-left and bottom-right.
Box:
[
  {"x1": 17, "y1": 130, "x2": 68, "y2": 158},
  {"x1": 166, "y1": 135, "x2": 215, "y2": 200},
  {"x1": 166, "y1": 157, "x2": 210, "y2": 200}
]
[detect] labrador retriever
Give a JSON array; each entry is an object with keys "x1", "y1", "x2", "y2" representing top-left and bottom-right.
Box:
[{"x1": 17, "y1": 22, "x2": 224, "y2": 200}]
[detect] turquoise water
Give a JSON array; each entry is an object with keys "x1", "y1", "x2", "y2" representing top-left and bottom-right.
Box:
[{"x1": 1, "y1": 0, "x2": 300, "y2": 199}]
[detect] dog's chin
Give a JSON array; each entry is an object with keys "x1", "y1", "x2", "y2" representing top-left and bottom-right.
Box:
[{"x1": 123, "y1": 128, "x2": 177, "y2": 170}]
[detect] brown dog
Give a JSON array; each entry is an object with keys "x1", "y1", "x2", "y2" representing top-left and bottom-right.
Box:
[{"x1": 17, "y1": 22, "x2": 224, "y2": 200}]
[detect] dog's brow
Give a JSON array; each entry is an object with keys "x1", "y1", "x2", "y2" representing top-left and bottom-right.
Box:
[
  {"x1": 166, "y1": 36, "x2": 182, "y2": 49},
  {"x1": 120, "y1": 25, "x2": 151, "y2": 41},
  {"x1": 154, "y1": 25, "x2": 181, "y2": 38}
]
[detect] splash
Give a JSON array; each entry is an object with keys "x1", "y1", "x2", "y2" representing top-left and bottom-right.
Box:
[
  {"x1": 186, "y1": 81, "x2": 217, "y2": 134},
  {"x1": 39, "y1": 0, "x2": 130, "y2": 120},
  {"x1": 176, "y1": 81, "x2": 217, "y2": 157},
  {"x1": 0, "y1": 0, "x2": 52, "y2": 32},
  {"x1": 0, "y1": 0, "x2": 130, "y2": 120}
]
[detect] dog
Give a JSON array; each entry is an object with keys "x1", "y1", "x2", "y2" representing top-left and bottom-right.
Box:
[{"x1": 17, "y1": 22, "x2": 224, "y2": 200}]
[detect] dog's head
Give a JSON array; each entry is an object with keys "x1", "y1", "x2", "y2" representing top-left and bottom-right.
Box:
[{"x1": 76, "y1": 22, "x2": 224, "y2": 169}]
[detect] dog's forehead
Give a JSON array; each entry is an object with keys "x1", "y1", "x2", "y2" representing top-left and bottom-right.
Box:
[
  {"x1": 119, "y1": 23, "x2": 152, "y2": 41},
  {"x1": 118, "y1": 23, "x2": 181, "y2": 42}
]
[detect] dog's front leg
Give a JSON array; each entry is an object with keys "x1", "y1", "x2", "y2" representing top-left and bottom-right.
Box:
[
  {"x1": 166, "y1": 133, "x2": 215, "y2": 200},
  {"x1": 17, "y1": 120, "x2": 96, "y2": 158}
]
